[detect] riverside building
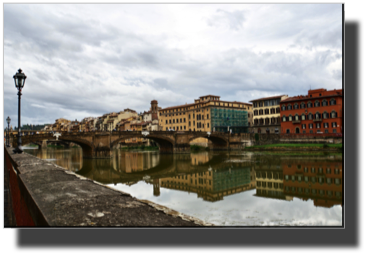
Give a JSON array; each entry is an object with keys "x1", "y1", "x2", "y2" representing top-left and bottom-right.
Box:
[
  {"x1": 250, "y1": 95, "x2": 288, "y2": 134},
  {"x1": 279, "y1": 88, "x2": 343, "y2": 134},
  {"x1": 159, "y1": 95, "x2": 252, "y2": 133}
]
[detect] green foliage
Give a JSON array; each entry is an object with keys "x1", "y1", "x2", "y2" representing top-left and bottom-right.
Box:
[
  {"x1": 190, "y1": 145, "x2": 207, "y2": 152},
  {"x1": 255, "y1": 133, "x2": 259, "y2": 141}
]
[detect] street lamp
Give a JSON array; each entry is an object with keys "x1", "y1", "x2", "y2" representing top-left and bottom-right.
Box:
[
  {"x1": 6, "y1": 116, "x2": 11, "y2": 147},
  {"x1": 13, "y1": 68, "x2": 27, "y2": 153}
]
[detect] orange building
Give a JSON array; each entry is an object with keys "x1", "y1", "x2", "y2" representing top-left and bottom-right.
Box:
[{"x1": 280, "y1": 88, "x2": 343, "y2": 134}]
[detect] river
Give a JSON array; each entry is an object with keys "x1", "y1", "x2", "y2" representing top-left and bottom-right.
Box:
[{"x1": 24, "y1": 146, "x2": 343, "y2": 226}]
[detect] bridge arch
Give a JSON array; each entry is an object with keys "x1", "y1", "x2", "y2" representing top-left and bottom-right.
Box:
[
  {"x1": 14, "y1": 134, "x2": 96, "y2": 158},
  {"x1": 110, "y1": 133, "x2": 175, "y2": 153},
  {"x1": 188, "y1": 133, "x2": 229, "y2": 150}
]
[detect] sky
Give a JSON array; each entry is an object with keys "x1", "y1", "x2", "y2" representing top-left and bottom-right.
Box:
[{"x1": 3, "y1": 3, "x2": 343, "y2": 126}]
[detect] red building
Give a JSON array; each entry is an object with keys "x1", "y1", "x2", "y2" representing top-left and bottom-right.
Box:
[{"x1": 279, "y1": 88, "x2": 343, "y2": 134}]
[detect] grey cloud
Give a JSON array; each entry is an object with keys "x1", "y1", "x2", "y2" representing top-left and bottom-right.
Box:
[
  {"x1": 153, "y1": 78, "x2": 169, "y2": 90},
  {"x1": 206, "y1": 9, "x2": 248, "y2": 30},
  {"x1": 3, "y1": 4, "x2": 342, "y2": 125}
]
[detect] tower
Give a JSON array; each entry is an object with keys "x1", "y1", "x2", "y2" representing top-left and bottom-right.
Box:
[{"x1": 151, "y1": 100, "x2": 158, "y2": 120}]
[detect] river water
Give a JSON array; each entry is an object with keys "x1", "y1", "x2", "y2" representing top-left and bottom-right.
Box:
[{"x1": 24, "y1": 146, "x2": 343, "y2": 226}]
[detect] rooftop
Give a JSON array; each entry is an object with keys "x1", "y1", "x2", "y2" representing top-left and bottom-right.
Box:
[{"x1": 249, "y1": 95, "x2": 287, "y2": 103}]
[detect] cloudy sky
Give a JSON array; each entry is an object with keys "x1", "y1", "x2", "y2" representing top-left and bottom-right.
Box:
[{"x1": 3, "y1": 3, "x2": 342, "y2": 126}]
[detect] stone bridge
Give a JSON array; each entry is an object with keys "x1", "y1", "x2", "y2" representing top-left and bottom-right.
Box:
[{"x1": 11, "y1": 131, "x2": 250, "y2": 158}]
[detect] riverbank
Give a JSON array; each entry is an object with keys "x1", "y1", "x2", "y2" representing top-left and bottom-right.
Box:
[{"x1": 245, "y1": 143, "x2": 342, "y2": 152}]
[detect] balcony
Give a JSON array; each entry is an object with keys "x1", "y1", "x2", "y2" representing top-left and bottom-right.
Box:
[
  {"x1": 292, "y1": 120, "x2": 301, "y2": 124},
  {"x1": 313, "y1": 119, "x2": 322, "y2": 122}
]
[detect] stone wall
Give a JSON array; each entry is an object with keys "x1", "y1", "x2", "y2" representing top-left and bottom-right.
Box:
[{"x1": 250, "y1": 133, "x2": 343, "y2": 145}]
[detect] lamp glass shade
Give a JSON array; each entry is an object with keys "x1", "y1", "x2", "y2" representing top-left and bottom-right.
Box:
[
  {"x1": 6, "y1": 116, "x2": 11, "y2": 124},
  {"x1": 13, "y1": 69, "x2": 27, "y2": 89}
]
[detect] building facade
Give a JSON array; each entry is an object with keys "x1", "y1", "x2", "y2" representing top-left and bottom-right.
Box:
[
  {"x1": 280, "y1": 88, "x2": 343, "y2": 134},
  {"x1": 250, "y1": 95, "x2": 288, "y2": 134},
  {"x1": 159, "y1": 95, "x2": 252, "y2": 133}
]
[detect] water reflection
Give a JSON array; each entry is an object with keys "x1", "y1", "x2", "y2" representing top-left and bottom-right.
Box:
[
  {"x1": 25, "y1": 147, "x2": 343, "y2": 225},
  {"x1": 281, "y1": 159, "x2": 343, "y2": 208},
  {"x1": 26, "y1": 148, "x2": 83, "y2": 172}
]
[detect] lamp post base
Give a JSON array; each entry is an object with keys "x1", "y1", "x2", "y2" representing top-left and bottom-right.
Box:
[{"x1": 14, "y1": 145, "x2": 23, "y2": 153}]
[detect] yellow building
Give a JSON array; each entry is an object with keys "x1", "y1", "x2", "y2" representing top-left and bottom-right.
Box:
[
  {"x1": 250, "y1": 95, "x2": 288, "y2": 134},
  {"x1": 159, "y1": 95, "x2": 252, "y2": 133}
]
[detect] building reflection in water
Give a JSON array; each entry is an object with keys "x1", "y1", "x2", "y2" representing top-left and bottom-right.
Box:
[
  {"x1": 32, "y1": 148, "x2": 83, "y2": 172},
  {"x1": 112, "y1": 151, "x2": 159, "y2": 173},
  {"x1": 26, "y1": 147, "x2": 343, "y2": 209},
  {"x1": 254, "y1": 161, "x2": 292, "y2": 201},
  {"x1": 254, "y1": 157, "x2": 343, "y2": 208},
  {"x1": 282, "y1": 160, "x2": 343, "y2": 208},
  {"x1": 158, "y1": 166, "x2": 255, "y2": 202}
]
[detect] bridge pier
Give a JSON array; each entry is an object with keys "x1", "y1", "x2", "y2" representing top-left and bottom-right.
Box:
[
  {"x1": 173, "y1": 144, "x2": 191, "y2": 153},
  {"x1": 41, "y1": 140, "x2": 48, "y2": 149}
]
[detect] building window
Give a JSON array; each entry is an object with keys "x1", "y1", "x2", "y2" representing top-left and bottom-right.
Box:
[
  {"x1": 259, "y1": 102, "x2": 263, "y2": 107},
  {"x1": 315, "y1": 112, "x2": 320, "y2": 119},
  {"x1": 307, "y1": 102, "x2": 312, "y2": 108},
  {"x1": 302, "y1": 124, "x2": 306, "y2": 129},
  {"x1": 286, "y1": 129, "x2": 290, "y2": 134},
  {"x1": 276, "y1": 107, "x2": 280, "y2": 113},
  {"x1": 322, "y1": 100, "x2": 328, "y2": 106},
  {"x1": 265, "y1": 109, "x2": 269, "y2": 115},
  {"x1": 207, "y1": 123, "x2": 209, "y2": 128},
  {"x1": 282, "y1": 105, "x2": 286, "y2": 111},
  {"x1": 333, "y1": 129, "x2": 337, "y2": 133},
  {"x1": 323, "y1": 112, "x2": 328, "y2": 119},
  {"x1": 282, "y1": 116, "x2": 286, "y2": 122},
  {"x1": 259, "y1": 109, "x2": 263, "y2": 115},
  {"x1": 308, "y1": 113, "x2": 313, "y2": 120},
  {"x1": 301, "y1": 114, "x2": 306, "y2": 120},
  {"x1": 294, "y1": 103, "x2": 299, "y2": 109},
  {"x1": 325, "y1": 129, "x2": 329, "y2": 133},
  {"x1": 324, "y1": 122, "x2": 329, "y2": 128},
  {"x1": 254, "y1": 103, "x2": 257, "y2": 108},
  {"x1": 287, "y1": 104, "x2": 292, "y2": 110},
  {"x1": 316, "y1": 123, "x2": 321, "y2": 128},
  {"x1": 300, "y1": 103, "x2": 305, "y2": 109},
  {"x1": 254, "y1": 110, "x2": 258, "y2": 116},
  {"x1": 288, "y1": 115, "x2": 292, "y2": 121},
  {"x1": 295, "y1": 114, "x2": 299, "y2": 121},
  {"x1": 332, "y1": 122, "x2": 337, "y2": 127},
  {"x1": 309, "y1": 123, "x2": 313, "y2": 129},
  {"x1": 315, "y1": 100, "x2": 320, "y2": 107},
  {"x1": 271, "y1": 108, "x2": 275, "y2": 114},
  {"x1": 331, "y1": 111, "x2": 337, "y2": 118},
  {"x1": 330, "y1": 99, "x2": 336, "y2": 105}
]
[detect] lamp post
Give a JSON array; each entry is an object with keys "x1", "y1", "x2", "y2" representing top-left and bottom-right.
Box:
[
  {"x1": 6, "y1": 116, "x2": 11, "y2": 147},
  {"x1": 13, "y1": 69, "x2": 27, "y2": 153}
]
